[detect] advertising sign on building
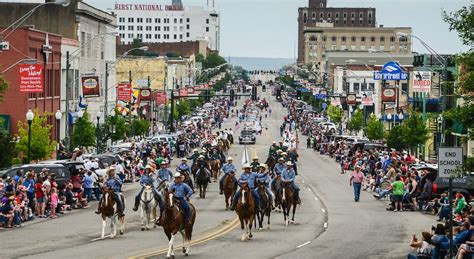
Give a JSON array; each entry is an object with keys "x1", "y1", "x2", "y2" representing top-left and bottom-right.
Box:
[
  {"x1": 374, "y1": 61, "x2": 408, "y2": 81},
  {"x1": 330, "y1": 97, "x2": 341, "y2": 106},
  {"x1": 361, "y1": 94, "x2": 374, "y2": 106},
  {"x1": 438, "y1": 147, "x2": 463, "y2": 178},
  {"x1": 413, "y1": 71, "x2": 432, "y2": 93},
  {"x1": 155, "y1": 92, "x2": 167, "y2": 105},
  {"x1": 346, "y1": 94, "x2": 357, "y2": 105},
  {"x1": 81, "y1": 76, "x2": 100, "y2": 97},
  {"x1": 139, "y1": 89, "x2": 151, "y2": 101},
  {"x1": 117, "y1": 83, "x2": 132, "y2": 101},
  {"x1": 179, "y1": 88, "x2": 188, "y2": 97},
  {"x1": 19, "y1": 64, "x2": 44, "y2": 92},
  {"x1": 381, "y1": 88, "x2": 396, "y2": 103}
]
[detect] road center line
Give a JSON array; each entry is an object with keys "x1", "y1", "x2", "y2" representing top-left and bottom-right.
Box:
[
  {"x1": 321, "y1": 208, "x2": 326, "y2": 213},
  {"x1": 324, "y1": 222, "x2": 328, "y2": 228},
  {"x1": 314, "y1": 197, "x2": 318, "y2": 201},
  {"x1": 296, "y1": 241, "x2": 311, "y2": 248}
]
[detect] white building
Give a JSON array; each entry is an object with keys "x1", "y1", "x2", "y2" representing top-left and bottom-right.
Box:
[{"x1": 114, "y1": 2, "x2": 220, "y2": 51}]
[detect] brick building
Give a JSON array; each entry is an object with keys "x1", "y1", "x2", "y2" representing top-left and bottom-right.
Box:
[
  {"x1": 0, "y1": 28, "x2": 62, "y2": 137},
  {"x1": 116, "y1": 39, "x2": 210, "y2": 58}
]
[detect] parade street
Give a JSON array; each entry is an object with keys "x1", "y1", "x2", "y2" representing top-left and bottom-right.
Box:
[{"x1": 2, "y1": 89, "x2": 432, "y2": 259}]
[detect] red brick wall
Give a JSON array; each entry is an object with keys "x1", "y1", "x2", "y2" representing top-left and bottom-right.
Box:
[
  {"x1": 0, "y1": 28, "x2": 61, "y2": 137},
  {"x1": 117, "y1": 41, "x2": 208, "y2": 58}
]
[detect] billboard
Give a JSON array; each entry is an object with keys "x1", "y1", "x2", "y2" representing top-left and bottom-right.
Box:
[
  {"x1": 361, "y1": 94, "x2": 374, "y2": 106},
  {"x1": 374, "y1": 61, "x2": 408, "y2": 81},
  {"x1": 413, "y1": 71, "x2": 432, "y2": 93},
  {"x1": 19, "y1": 64, "x2": 43, "y2": 92},
  {"x1": 346, "y1": 94, "x2": 357, "y2": 105},
  {"x1": 81, "y1": 76, "x2": 100, "y2": 97},
  {"x1": 381, "y1": 88, "x2": 397, "y2": 103},
  {"x1": 330, "y1": 97, "x2": 341, "y2": 106},
  {"x1": 155, "y1": 92, "x2": 167, "y2": 105},
  {"x1": 139, "y1": 89, "x2": 152, "y2": 101},
  {"x1": 117, "y1": 83, "x2": 132, "y2": 101}
]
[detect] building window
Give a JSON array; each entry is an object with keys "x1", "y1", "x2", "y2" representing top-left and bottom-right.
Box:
[
  {"x1": 186, "y1": 32, "x2": 190, "y2": 37},
  {"x1": 206, "y1": 18, "x2": 210, "y2": 24},
  {"x1": 128, "y1": 25, "x2": 134, "y2": 30},
  {"x1": 380, "y1": 36, "x2": 385, "y2": 42},
  {"x1": 154, "y1": 34, "x2": 158, "y2": 39},
  {"x1": 341, "y1": 36, "x2": 346, "y2": 42},
  {"x1": 370, "y1": 36, "x2": 375, "y2": 42},
  {"x1": 327, "y1": 13, "x2": 331, "y2": 18},
  {"x1": 186, "y1": 24, "x2": 190, "y2": 30},
  {"x1": 312, "y1": 12, "x2": 316, "y2": 18},
  {"x1": 164, "y1": 26, "x2": 170, "y2": 31},
  {"x1": 180, "y1": 34, "x2": 183, "y2": 40},
  {"x1": 322, "y1": 44, "x2": 326, "y2": 49},
  {"x1": 320, "y1": 19, "x2": 323, "y2": 23},
  {"x1": 351, "y1": 45, "x2": 356, "y2": 50},
  {"x1": 186, "y1": 18, "x2": 190, "y2": 23},
  {"x1": 128, "y1": 18, "x2": 134, "y2": 23},
  {"x1": 174, "y1": 26, "x2": 177, "y2": 32},
  {"x1": 137, "y1": 34, "x2": 143, "y2": 39},
  {"x1": 331, "y1": 36, "x2": 336, "y2": 41},
  {"x1": 322, "y1": 35, "x2": 327, "y2": 41},
  {"x1": 351, "y1": 13, "x2": 355, "y2": 18},
  {"x1": 164, "y1": 34, "x2": 169, "y2": 39},
  {"x1": 341, "y1": 45, "x2": 346, "y2": 50},
  {"x1": 137, "y1": 26, "x2": 143, "y2": 31},
  {"x1": 343, "y1": 12, "x2": 347, "y2": 18},
  {"x1": 343, "y1": 20, "x2": 347, "y2": 25},
  {"x1": 351, "y1": 36, "x2": 356, "y2": 42},
  {"x1": 146, "y1": 34, "x2": 152, "y2": 39},
  {"x1": 155, "y1": 26, "x2": 160, "y2": 31},
  {"x1": 206, "y1": 27, "x2": 209, "y2": 32},
  {"x1": 331, "y1": 45, "x2": 337, "y2": 50},
  {"x1": 119, "y1": 33, "x2": 125, "y2": 38},
  {"x1": 174, "y1": 34, "x2": 177, "y2": 39},
  {"x1": 180, "y1": 18, "x2": 183, "y2": 23},
  {"x1": 351, "y1": 19, "x2": 355, "y2": 25},
  {"x1": 368, "y1": 19, "x2": 372, "y2": 25},
  {"x1": 119, "y1": 17, "x2": 125, "y2": 23},
  {"x1": 320, "y1": 12, "x2": 323, "y2": 18},
  {"x1": 359, "y1": 20, "x2": 363, "y2": 25},
  {"x1": 335, "y1": 12, "x2": 339, "y2": 18},
  {"x1": 137, "y1": 18, "x2": 143, "y2": 23},
  {"x1": 359, "y1": 12, "x2": 363, "y2": 18},
  {"x1": 174, "y1": 18, "x2": 177, "y2": 23},
  {"x1": 155, "y1": 18, "x2": 160, "y2": 23},
  {"x1": 309, "y1": 35, "x2": 317, "y2": 42},
  {"x1": 128, "y1": 33, "x2": 133, "y2": 39},
  {"x1": 335, "y1": 20, "x2": 339, "y2": 24},
  {"x1": 361, "y1": 36, "x2": 366, "y2": 42},
  {"x1": 146, "y1": 26, "x2": 152, "y2": 31},
  {"x1": 390, "y1": 36, "x2": 395, "y2": 42},
  {"x1": 361, "y1": 45, "x2": 366, "y2": 50},
  {"x1": 119, "y1": 26, "x2": 125, "y2": 30},
  {"x1": 146, "y1": 18, "x2": 152, "y2": 23}
]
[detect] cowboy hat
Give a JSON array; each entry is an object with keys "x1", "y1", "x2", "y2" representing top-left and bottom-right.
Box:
[
  {"x1": 146, "y1": 165, "x2": 153, "y2": 170},
  {"x1": 276, "y1": 150, "x2": 283, "y2": 153},
  {"x1": 253, "y1": 156, "x2": 259, "y2": 160},
  {"x1": 199, "y1": 155, "x2": 205, "y2": 159},
  {"x1": 174, "y1": 172, "x2": 182, "y2": 178},
  {"x1": 286, "y1": 161, "x2": 293, "y2": 166},
  {"x1": 281, "y1": 152, "x2": 288, "y2": 156},
  {"x1": 193, "y1": 149, "x2": 198, "y2": 152},
  {"x1": 242, "y1": 163, "x2": 252, "y2": 169},
  {"x1": 160, "y1": 161, "x2": 168, "y2": 165},
  {"x1": 73, "y1": 148, "x2": 80, "y2": 152},
  {"x1": 278, "y1": 157, "x2": 285, "y2": 161},
  {"x1": 181, "y1": 158, "x2": 188, "y2": 161},
  {"x1": 259, "y1": 163, "x2": 268, "y2": 169},
  {"x1": 227, "y1": 157, "x2": 233, "y2": 161}
]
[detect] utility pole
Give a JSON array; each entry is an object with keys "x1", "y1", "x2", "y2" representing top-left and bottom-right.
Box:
[
  {"x1": 65, "y1": 51, "x2": 71, "y2": 151},
  {"x1": 104, "y1": 63, "x2": 109, "y2": 117},
  {"x1": 170, "y1": 77, "x2": 176, "y2": 133}
]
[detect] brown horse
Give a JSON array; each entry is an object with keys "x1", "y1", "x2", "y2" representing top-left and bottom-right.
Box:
[
  {"x1": 161, "y1": 190, "x2": 196, "y2": 258},
  {"x1": 223, "y1": 174, "x2": 237, "y2": 210},
  {"x1": 256, "y1": 180, "x2": 272, "y2": 230},
  {"x1": 271, "y1": 175, "x2": 282, "y2": 212},
  {"x1": 265, "y1": 156, "x2": 276, "y2": 175},
  {"x1": 280, "y1": 181, "x2": 298, "y2": 226},
  {"x1": 210, "y1": 159, "x2": 221, "y2": 182},
  {"x1": 235, "y1": 183, "x2": 256, "y2": 241},
  {"x1": 99, "y1": 188, "x2": 125, "y2": 239}
]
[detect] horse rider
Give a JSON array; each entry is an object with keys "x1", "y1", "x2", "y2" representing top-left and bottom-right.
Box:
[
  {"x1": 210, "y1": 149, "x2": 221, "y2": 161},
  {"x1": 271, "y1": 157, "x2": 286, "y2": 190},
  {"x1": 250, "y1": 156, "x2": 260, "y2": 172},
  {"x1": 282, "y1": 161, "x2": 301, "y2": 204},
  {"x1": 157, "y1": 161, "x2": 174, "y2": 187},
  {"x1": 219, "y1": 157, "x2": 238, "y2": 195},
  {"x1": 257, "y1": 164, "x2": 275, "y2": 209},
  {"x1": 177, "y1": 157, "x2": 194, "y2": 188},
  {"x1": 95, "y1": 168, "x2": 124, "y2": 216},
  {"x1": 189, "y1": 149, "x2": 200, "y2": 164},
  {"x1": 287, "y1": 148, "x2": 299, "y2": 175},
  {"x1": 196, "y1": 155, "x2": 212, "y2": 183},
  {"x1": 170, "y1": 172, "x2": 194, "y2": 224},
  {"x1": 229, "y1": 163, "x2": 264, "y2": 211},
  {"x1": 268, "y1": 141, "x2": 278, "y2": 158},
  {"x1": 132, "y1": 165, "x2": 162, "y2": 212}
]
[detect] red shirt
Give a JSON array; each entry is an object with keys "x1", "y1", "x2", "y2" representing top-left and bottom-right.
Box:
[{"x1": 35, "y1": 183, "x2": 44, "y2": 198}]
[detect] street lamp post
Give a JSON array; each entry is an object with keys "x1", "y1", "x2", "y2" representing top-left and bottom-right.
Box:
[
  {"x1": 26, "y1": 110, "x2": 34, "y2": 164},
  {"x1": 96, "y1": 113, "x2": 101, "y2": 153},
  {"x1": 55, "y1": 110, "x2": 61, "y2": 159}
]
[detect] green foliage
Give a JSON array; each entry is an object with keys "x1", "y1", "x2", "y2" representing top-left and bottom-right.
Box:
[
  {"x1": 442, "y1": 5, "x2": 474, "y2": 46},
  {"x1": 276, "y1": 75, "x2": 294, "y2": 86},
  {"x1": 386, "y1": 126, "x2": 407, "y2": 151},
  {"x1": 0, "y1": 119, "x2": 15, "y2": 168},
  {"x1": 202, "y1": 53, "x2": 226, "y2": 69},
  {"x1": 327, "y1": 105, "x2": 343, "y2": 124},
  {"x1": 444, "y1": 103, "x2": 474, "y2": 136},
  {"x1": 16, "y1": 110, "x2": 56, "y2": 162},
  {"x1": 401, "y1": 113, "x2": 429, "y2": 150},
  {"x1": 131, "y1": 119, "x2": 150, "y2": 137},
  {"x1": 0, "y1": 75, "x2": 8, "y2": 103},
  {"x1": 71, "y1": 111, "x2": 96, "y2": 148},
  {"x1": 107, "y1": 114, "x2": 129, "y2": 142},
  {"x1": 175, "y1": 99, "x2": 191, "y2": 119},
  {"x1": 96, "y1": 124, "x2": 109, "y2": 154},
  {"x1": 366, "y1": 114, "x2": 384, "y2": 141},
  {"x1": 348, "y1": 108, "x2": 364, "y2": 132}
]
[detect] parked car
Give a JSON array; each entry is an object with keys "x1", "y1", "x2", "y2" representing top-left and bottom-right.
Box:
[
  {"x1": 0, "y1": 164, "x2": 70, "y2": 188},
  {"x1": 318, "y1": 122, "x2": 337, "y2": 132},
  {"x1": 239, "y1": 128, "x2": 256, "y2": 144}
]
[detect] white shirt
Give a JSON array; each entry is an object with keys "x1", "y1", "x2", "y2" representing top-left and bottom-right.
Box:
[
  {"x1": 84, "y1": 160, "x2": 94, "y2": 170},
  {"x1": 115, "y1": 164, "x2": 124, "y2": 175}
]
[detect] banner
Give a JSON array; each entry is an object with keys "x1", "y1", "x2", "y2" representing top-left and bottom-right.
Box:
[
  {"x1": 381, "y1": 88, "x2": 396, "y2": 103},
  {"x1": 330, "y1": 97, "x2": 341, "y2": 106},
  {"x1": 361, "y1": 95, "x2": 374, "y2": 106},
  {"x1": 413, "y1": 71, "x2": 431, "y2": 93},
  {"x1": 155, "y1": 92, "x2": 167, "y2": 105},
  {"x1": 179, "y1": 88, "x2": 188, "y2": 97},
  {"x1": 81, "y1": 76, "x2": 100, "y2": 97},
  {"x1": 346, "y1": 94, "x2": 357, "y2": 106},
  {"x1": 117, "y1": 83, "x2": 132, "y2": 101},
  {"x1": 139, "y1": 89, "x2": 152, "y2": 101},
  {"x1": 374, "y1": 61, "x2": 408, "y2": 81},
  {"x1": 19, "y1": 64, "x2": 43, "y2": 92}
]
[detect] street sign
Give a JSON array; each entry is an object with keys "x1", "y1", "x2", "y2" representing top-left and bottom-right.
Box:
[
  {"x1": 438, "y1": 147, "x2": 463, "y2": 178},
  {"x1": 361, "y1": 96, "x2": 374, "y2": 106},
  {"x1": 117, "y1": 83, "x2": 132, "y2": 101},
  {"x1": 413, "y1": 71, "x2": 431, "y2": 93},
  {"x1": 136, "y1": 79, "x2": 149, "y2": 87},
  {"x1": 19, "y1": 64, "x2": 43, "y2": 92}
]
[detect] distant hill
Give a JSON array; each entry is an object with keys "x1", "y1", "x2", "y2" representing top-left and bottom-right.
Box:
[{"x1": 228, "y1": 57, "x2": 294, "y2": 71}]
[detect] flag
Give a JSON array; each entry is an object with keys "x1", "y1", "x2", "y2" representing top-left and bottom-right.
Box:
[{"x1": 241, "y1": 145, "x2": 249, "y2": 166}]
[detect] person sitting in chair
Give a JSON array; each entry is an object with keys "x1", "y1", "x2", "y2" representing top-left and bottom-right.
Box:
[
  {"x1": 169, "y1": 173, "x2": 193, "y2": 224},
  {"x1": 282, "y1": 161, "x2": 300, "y2": 204},
  {"x1": 219, "y1": 157, "x2": 238, "y2": 195},
  {"x1": 229, "y1": 163, "x2": 265, "y2": 211},
  {"x1": 96, "y1": 168, "x2": 124, "y2": 216}
]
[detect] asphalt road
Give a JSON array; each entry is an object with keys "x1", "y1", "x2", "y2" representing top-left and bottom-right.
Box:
[{"x1": 1, "y1": 88, "x2": 432, "y2": 259}]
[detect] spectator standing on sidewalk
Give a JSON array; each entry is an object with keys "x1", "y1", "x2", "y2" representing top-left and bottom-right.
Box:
[
  {"x1": 83, "y1": 171, "x2": 94, "y2": 203},
  {"x1": 349, "y1": 165, "x2": 364, "y2": 202}
]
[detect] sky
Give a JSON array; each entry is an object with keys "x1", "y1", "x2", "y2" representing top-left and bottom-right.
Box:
[{"x1": 12, "y1": 0, "x2": 470, "y2": 59}]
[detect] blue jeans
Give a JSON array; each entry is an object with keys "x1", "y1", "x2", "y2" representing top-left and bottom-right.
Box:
[
  {"x1": 353, "y1": 183, "x2": 362, "y2": 201},
  {"x1": 438, "y1": 206, "x2": 450, "y2": 220},
  {"x1": 289, "y1": 182, "x2": 300, "y2": 197},
  {"x1": 114, "y1": 191, "x2": 124, "y2": 212},
  {"x1": 219, "y1": 174, "x2": 237, "y2": 191},
  {"x1": 263, "y1": 186, "x2": 274, "y2": 201},
  {"x1": 93, "y1": 187, "x2": 101, "y2": 201},
  {"x1": 232, "y1": 189, "x2": 260, "y2": 207},
  {"x1": 84, "y1": 188, "x2": 93, "y2": 202},
  {"x1": 176, "y1": 197, "x2": 191, "y2": 221}
]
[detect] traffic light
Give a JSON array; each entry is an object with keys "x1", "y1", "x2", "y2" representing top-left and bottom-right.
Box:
[
  {"x1": 413, "y1": 55, "x2": 424, "y2": 67},
  {"x1": 251, "y1": 86, "x2": 257, "y2": 101}
]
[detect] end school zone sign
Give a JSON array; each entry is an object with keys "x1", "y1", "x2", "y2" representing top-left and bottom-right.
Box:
[{"x1": 438, "y1": 147, "x2": 463, "y2": 178}]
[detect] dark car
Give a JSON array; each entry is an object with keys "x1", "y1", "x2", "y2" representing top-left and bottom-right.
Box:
[
  {"x1": 0, "y1": 164, "x2": 70, "y2": 188},
  {"x1": 239, "y1": 128, "x2": 256, "y2": 144},
  {"x1": 86, "y1": 154, "x2": 120, "y2": 169}
]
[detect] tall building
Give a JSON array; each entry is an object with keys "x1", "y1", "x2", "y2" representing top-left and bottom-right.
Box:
[{"x1": 114, "y1": 2, "x2": 220, "y2": 51}]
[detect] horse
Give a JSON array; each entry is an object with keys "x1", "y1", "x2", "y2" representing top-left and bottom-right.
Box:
[
  {"x1": 227, "y1": 134, "x2": 234, "y2": 145},
  {"x1": 235, "y1": 183, "x2": 256, "y2": 242},
  {"x1": 265, "y1": 156, "x2": 277, "y2": 175},
  {"x1": 140, "y1": 185, "x2": 158, "y2": 231},
  {"x1": 99, "y1": 188, "x2": 125, "y2": 239},
  {"x1": 256, "y1": 180, "x2": 272, "y2": 230},
  {"x1": 280, "y1": 181, "x2": 298, "y2": 226},
  {"x1": 161, "y1": 190, "x2": 196, "y2": 258},
  {"x1": 271, "y1": 175, "x2": 283, "y2": 212},
  {"x1": 223, "y1": 173, "x2": 237, "y2": 210},
  {"x1": 180, "y1": 169, "x2": 194, "y2": 191},
  {"x1": 210, "y1": 159, "x2": 221, "y2": 182},
  {"x1": 195, "y1": 166, "x2": 210, "y2": 199}
]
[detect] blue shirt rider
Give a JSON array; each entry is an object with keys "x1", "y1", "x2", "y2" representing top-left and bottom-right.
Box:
[
  {"x1": 96, "y1": 169, "x2": 124, "y2": 215},
  {"x1": 256, "y1": 164, "x2": 275, "y2": 208},
  {"x1": 219, "y1": 157, "x2": 238, "y2": 194},
  {"x1": 176, "y1": 157, "x2": 194, "y2": 190},
  {"x1": 282, "y1": 161, "x2": 301, "y2": 204},
  {"x1": 133, "y1": 166, "x2": 163, "y2": 213},
  {"x1": 229, "y1": 164, "x2": 265, "y2": 211},
  {"x1": 169, "y1": 172, "x2": 193, "y2": 223},
  {"x1": 157, "y1": 161, "x2": 174, "y2": 186},
  {"x1": 271, "y1": 158, "x2": 286, "y2": 191}
]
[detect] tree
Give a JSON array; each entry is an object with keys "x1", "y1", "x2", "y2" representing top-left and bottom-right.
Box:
[
  {"x1": 327, "y1": 105, "x2": 343, "y2": 124},
  {"x1": 16, "y1": 110, "x2": 56, "y2": 162},
  {"x1": 348, "y1": 108, "x2": 364, "y2": 133},
  {"x1": 386, "y1": 126, "x2": 407, "y2": 151},
  {"x1": 96, "y1": 124, "x2": 109, "y2": 154},
  {"x1": 0, "y1": 75, "x2": 8, "y2": 103},
  {"x1": 202, "y1": 53, "x2": 226, "y2": 69},
  {"x1": 175, "y1": 99, "x2": 191, "y2": 119},
  {"x1": 366, "y1": 114, "x2": 384, "y2": 141},
  {"x1": 131, "y1": 119, "x2": 150, "y2": 137},
  {"x1": 402, "y1": 113, "x2": 429, "y2": 151},
  {"x1": 0, "y1": 118, "x2": 15, "y2": 167},
  {"x1": 107, "y1": 115, "x2": 129, "y2": 142},
  {"x1": 71, "y1": 111, "x2": 96, "y2": 148}
]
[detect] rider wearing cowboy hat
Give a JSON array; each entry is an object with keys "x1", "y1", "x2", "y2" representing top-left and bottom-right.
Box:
[
  {"x1": 257, "y1": 164, "x2": 275, "y2": 209},
  {"x1": 189, "y1": 149, "x2": 200, "y2": 164},
  {"x1": 170, "y1": 172, "x2": 193, "y2": 224},
  {"x1": 250, "y1": 156, "x2": 260, "y2": 172},
  {"x1": 196, "y1": 155, "x2": 212, "y2": 183},
  {"x1": 132, "y1": 165, "x2": 162, "y2": 212},
  {"x1": 176, "y1": 158, "x2": 191, "y2": 175},
  {"x1": 219, "y1": 157, "x2": 238, "y2": 195},
  {"x1": 282, "y1": 161, "x2": 301, "y2": 204},
  {"x1": 96, "y1": 168, "x2": 125, "y2": 216},
  {"x1": 229, "y1": 163, "x2": 265, "y2": 211},
  {"x1": 157, "y1": 161, "x2": 173, "y2": 185}
]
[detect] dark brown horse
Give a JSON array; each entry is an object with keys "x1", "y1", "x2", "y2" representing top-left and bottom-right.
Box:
[
  {"x1": 271, "y1": 175, "x2": 282, "y2": 212},
  {"x1": 210, "y1": 159, "x2": 221, "y2": 182},
  {"x1": 265, "y1": 156, "x2": 276, "y2": 174},
  {"x1": 161, "y1": 190, "x2": 196, "y2": 258},
  {"x1": 99, "y1": 188, "x2": 125, "y2": 239},
  {"x1": 235, "y1": 183, "x2": 256, "y2": 241},
  {"x1": 256, "y1": 180, "x2": 272, "y2": 230},
  {"x1": 223, "y1": 174, "x2": 237, "y2": 210},
  {"x1": 280, "y1": 181, "x2": 297, "y2": 226}
]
